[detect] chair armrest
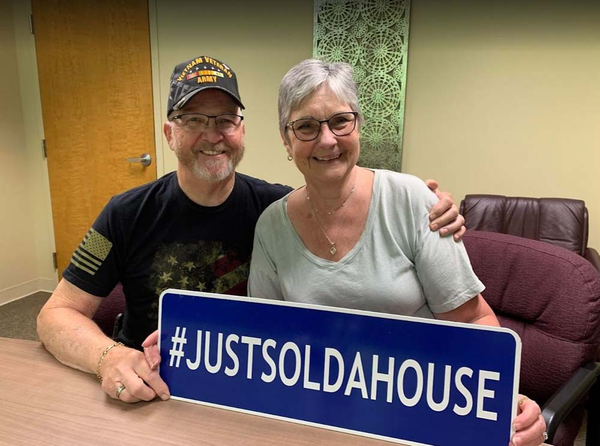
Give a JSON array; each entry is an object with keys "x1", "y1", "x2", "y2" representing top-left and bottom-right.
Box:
[
  {"x1": 541, "y1": 362, "x2": 600, "y2": 442},
  {"x1": 588, "y1": 377, "x2": 600, "y2": 446},
  {"x1": 112, "y1": 313, "x2": 124, "y2": 339},
  {"x1": 585, "y1": 248, "x2": 600, "y2": 273}
]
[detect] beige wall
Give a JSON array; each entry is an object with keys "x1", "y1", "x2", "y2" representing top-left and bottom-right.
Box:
[
  {"x1": 4, "y1": 0, "x2": 599, "y2": 302},
  {"x1": 0, "y1": 0, "x2": 56, "y2": 304},
  {"x1": 153, "y1": 0, "x2": 599, "y2": 246},
  {"x1": 152, "y1": 0, "x2": 311, "y2": 187},
  {"x1": 403, "y1": 0, "x2": 600, "y2": 247}
]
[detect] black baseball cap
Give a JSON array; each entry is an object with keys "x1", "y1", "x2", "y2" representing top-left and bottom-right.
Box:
[{"x1": 167, "y1": 55, "x2": 245, "y2": 117}]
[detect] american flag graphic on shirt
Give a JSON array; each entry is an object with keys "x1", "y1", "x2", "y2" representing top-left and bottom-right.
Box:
[
  {"x1": 146, "y1": 240, "x2": 250, "y2": 323},
  {"x1": 70, "y1": 228, "x2": 113, "y2": 276}
]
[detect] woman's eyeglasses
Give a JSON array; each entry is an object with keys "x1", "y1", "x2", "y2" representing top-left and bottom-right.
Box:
[{"x1": 286, "y1": 112, "x2": 358, "y2": 141}]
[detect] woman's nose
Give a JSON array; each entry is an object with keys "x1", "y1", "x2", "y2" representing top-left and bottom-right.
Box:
[{"x1": 317, "y1": 123, "x2": 338, "y2": 146}]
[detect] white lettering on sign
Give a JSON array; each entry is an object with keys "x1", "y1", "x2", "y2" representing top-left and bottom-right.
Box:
[
  {"x1": 397, "y1": 359, "x2": 423, "y2": 407},
  {"x1": 477, "y1": 370, "x2": 501, "y2": 421},
  {"x1": 324, "y1": 348, "x2": 344, "y2": 393},
  {"x1": 174, "y1": 327, "x2": 500, "y2": 421}
]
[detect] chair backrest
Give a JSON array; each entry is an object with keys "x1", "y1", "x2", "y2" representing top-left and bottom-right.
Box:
[
  {"x1": 462, "y1": 231, "x2": 600, "y2": 405},
  {"x1": 92, "y1": 283, "x2": 125, "y2": 337},
  {"x1": 460, "y1": 194, "x2": 589, "y2": 256}
]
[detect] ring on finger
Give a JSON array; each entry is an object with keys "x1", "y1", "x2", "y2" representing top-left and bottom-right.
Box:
[
  {"x1": 116, "y1": 384, "x2": 126, "y2": 399},
  {"x1": 542, "y1": 431, "x2": 548, "y2": 441}
]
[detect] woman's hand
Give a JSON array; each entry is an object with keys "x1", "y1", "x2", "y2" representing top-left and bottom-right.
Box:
[
  {"x1": 510, "y1": 395, "x2": 548, "y2": 446},
  {"x1": 425, "y1": 179, "x2": 466, "y2": 241}
]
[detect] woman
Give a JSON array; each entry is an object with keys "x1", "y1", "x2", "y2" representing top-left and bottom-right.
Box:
[{"x1": 247, "y1": 59, "x2": 547, "y2": 446}]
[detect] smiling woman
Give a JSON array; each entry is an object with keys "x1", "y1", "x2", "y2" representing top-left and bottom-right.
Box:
[
  {"x1": 248, "y1": 58, "x2": 548, "y2": 446},
  {"x1": 282, "y1": 84, "x2": 361, "y2": 208}
]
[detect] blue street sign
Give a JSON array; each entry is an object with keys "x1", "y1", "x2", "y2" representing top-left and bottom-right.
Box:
[{"x1": 159, "y1": 289, "x2": 521, "y2": 446}]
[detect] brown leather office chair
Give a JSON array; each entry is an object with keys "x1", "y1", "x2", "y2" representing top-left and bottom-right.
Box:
[
  {"x1": 460, "y1": 194, "x2": 600, "y2": 272},
  {"x1": 463, "y1": 231, "x2": 600, "y2": 446}
]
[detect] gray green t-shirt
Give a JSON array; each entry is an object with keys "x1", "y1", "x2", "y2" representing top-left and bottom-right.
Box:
[{"x1": 248, "y1": 170, "x2": 484, "y2": 318}]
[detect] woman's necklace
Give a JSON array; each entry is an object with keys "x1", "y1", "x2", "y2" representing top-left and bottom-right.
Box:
[
  {"x1": 307, "y1": 185, "x2": 355, "y2": 215},
  {"x1": 306, "y1": 184, "x2": 356, "y2": 256}
]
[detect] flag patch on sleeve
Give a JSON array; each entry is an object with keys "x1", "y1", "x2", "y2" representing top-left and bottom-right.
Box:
[{"x1": 70, "y1": 228, "x2": 113, "y2": 276}]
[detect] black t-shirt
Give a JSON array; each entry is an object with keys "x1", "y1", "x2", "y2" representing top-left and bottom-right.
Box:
[{"x1": 63, "y1": 171, "x2": 291, "y2": 348}]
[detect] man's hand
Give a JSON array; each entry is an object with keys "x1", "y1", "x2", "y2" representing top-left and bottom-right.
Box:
[
  {"x1": 510, "y1": 395, "x2": 548, "y2": 446},
  {"x1": 425, "y1": 179, "x2": 466, "y2": 241},
  {"x1": 98, "y1": 342, "x2": 170, "y2": 403},
  {"x1": 142, "y1": 330, "x2": 162, "y2": 370},
  {"x1": 37, "y1": 279, "x2": 169, "y2": 404}
]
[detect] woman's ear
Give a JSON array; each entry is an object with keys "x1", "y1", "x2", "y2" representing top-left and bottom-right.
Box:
[{"x1": 281, "y1": 131, "x2": 292, "y2": 154}]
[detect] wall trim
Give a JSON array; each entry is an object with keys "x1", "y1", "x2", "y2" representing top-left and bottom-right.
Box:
[
  {"x1": 148, "y1": 0, "x2": 166, "y2": 178},
  {"x1": 11, "y1": 0, "x2": 58, "y2": 280},
  {"x1": 0, "y1": 278, "x2": 57, "y2": 306}
]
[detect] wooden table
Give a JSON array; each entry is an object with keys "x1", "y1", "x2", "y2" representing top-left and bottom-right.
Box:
[
  {"x1": 0, "y1": 338, "x2": 552, "y2": 446},
  {"x1": 0, "y1": 338, "x2": 396, "y2": 446}
]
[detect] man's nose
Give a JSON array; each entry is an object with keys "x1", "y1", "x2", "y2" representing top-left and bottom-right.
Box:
[{"x1": 200, "y1": 120, "x2": 224, "y2": 143}]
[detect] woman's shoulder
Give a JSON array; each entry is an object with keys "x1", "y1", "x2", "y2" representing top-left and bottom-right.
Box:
[
  {"x1": 369, "y1": 169, "x2": 438, "y2": 222},
  {"x1": 256, "y1": 191, "x2": 292, "y2": 230},
  {"x1": 373, "y1": 169, "x2": 433, "y2": 196}
]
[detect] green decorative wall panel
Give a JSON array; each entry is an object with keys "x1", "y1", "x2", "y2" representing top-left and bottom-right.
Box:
[{"x1": 314, "y1": 0, "x2": 410, "y2": 172}]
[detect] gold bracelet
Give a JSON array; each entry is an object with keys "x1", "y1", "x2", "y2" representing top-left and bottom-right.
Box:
[{"x1": 96, "y1": 342, "x2": 124, "y2": 382}]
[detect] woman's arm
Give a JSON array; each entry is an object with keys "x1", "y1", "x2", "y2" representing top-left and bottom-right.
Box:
[
  {"x1": 432, "y1": 293, "x2": 500, "y2": 327},
  {"x1": 434, "y1": 295, "x2": 547, "y2": 446},
  {"x1": 248, "y1": 220, "x2": 286, "y2": 300}
]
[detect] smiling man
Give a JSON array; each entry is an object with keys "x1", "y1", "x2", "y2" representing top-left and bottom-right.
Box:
[{"x1": 37, "y1": 55, "x2": 464, "y2": 405}]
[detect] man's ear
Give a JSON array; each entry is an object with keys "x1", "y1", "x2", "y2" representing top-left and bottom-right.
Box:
[{"x1": 163, "y1": 122, "x2": 174, "y2": 148}]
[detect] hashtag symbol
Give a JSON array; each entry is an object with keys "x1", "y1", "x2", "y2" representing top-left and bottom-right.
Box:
[{"x1": 169, "y1": 326, "x2": 187, "y2": 368}]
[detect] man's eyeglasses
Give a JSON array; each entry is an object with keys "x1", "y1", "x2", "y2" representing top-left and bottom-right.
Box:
[
  {"x1": 170, "y1": 113, "x2": 244, "y2": 134},
  {"x1": 286, "y1": 112, "x2": 358, "y2": 142}
]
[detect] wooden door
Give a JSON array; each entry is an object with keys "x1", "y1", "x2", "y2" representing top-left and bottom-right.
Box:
[{"x1": 32, "y1": 0, "x2": 157, "y2": 276}]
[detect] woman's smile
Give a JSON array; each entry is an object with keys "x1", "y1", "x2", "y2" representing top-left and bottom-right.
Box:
[{"x1": 313, "y1": 152, "x2": 342, "y2": 162}]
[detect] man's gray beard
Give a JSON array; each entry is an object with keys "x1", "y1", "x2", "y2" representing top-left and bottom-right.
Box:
[
  {"x1": 177, "y1": 141, "x2": 245, "y2": 183},
  {"x1": 191, "y1": 156, "x2": 235, "y2": 183}
]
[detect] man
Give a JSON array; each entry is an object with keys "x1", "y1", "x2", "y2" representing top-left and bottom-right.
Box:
[{"x1": 37, "y1": 56, "x2": 464, "y2": 404}]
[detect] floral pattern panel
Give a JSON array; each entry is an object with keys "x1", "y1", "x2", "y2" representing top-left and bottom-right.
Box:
[{"x1": 314, "y1": 0, "x2": 410, "y2": 172}]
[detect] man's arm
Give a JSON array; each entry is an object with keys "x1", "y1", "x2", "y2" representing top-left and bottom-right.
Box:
[
  {"x1": 425, "y1": 179, "x2": 466, "y2": 241},
  {"x1": 37, "y1": 279, "x2": 106, "y2": 371},
  {"x1": 37, "y1": 279, "x2": 169, "y2": 403}
]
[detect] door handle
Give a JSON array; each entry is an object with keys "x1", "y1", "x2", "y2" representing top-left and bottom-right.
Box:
[{"x1": 125, "y1": 153, "x2": 152, "y2": 167}]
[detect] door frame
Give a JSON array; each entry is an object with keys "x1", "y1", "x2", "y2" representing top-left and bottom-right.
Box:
[{"x1": 9, "y1": 0, "x2": 167, "y2": 292}]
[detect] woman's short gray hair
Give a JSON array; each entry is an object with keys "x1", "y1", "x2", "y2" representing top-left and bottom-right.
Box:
[{"x1": 278, "y1": 59, "x2": 363, "y2": 137}]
